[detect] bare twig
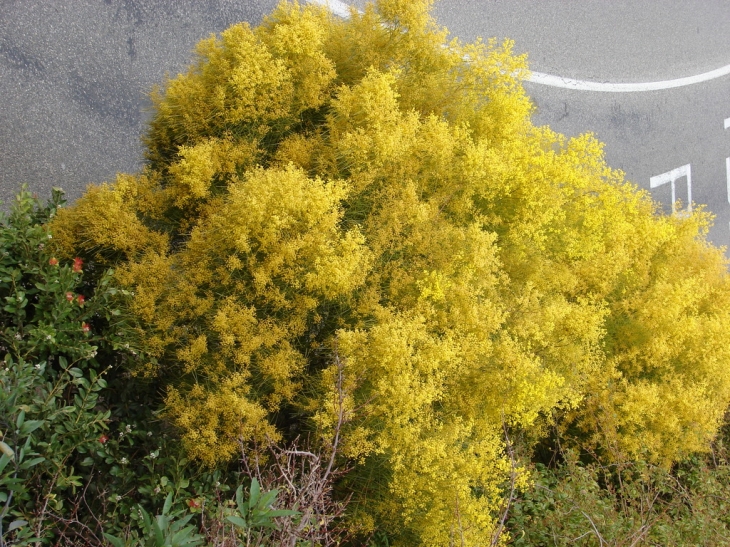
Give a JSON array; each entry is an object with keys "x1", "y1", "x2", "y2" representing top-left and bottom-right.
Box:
[
  {"x1": 229, "y1": 338, "x2": 355, "y2": 547},
  {"x1": 490, "y1": 414, "x2": 518, "y2": 547},
  {"x1": 579, "y1": 509, "x2": 608, "y2": 546}
]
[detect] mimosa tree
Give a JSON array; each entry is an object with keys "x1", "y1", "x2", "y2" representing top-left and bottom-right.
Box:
[{"x1": 49, "y1": 1, "x2": 730, "y2": 544}]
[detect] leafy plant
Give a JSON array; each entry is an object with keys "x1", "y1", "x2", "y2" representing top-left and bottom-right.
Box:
[
  {"x1": 0, "y1": 186, "x2": 141, "y2": 545},
  {"x1": 507, "y1": 444, "x2": 730, "y2": 546},
  {"x1": 224, "y1": 478, "x2": 300, "y2": 545},
  {"x1": 104, "y1": 493, "x2": 204, "y2": 547},
  {"x1": 0, "y1": 383, "x2": 45, "y2": 546}
]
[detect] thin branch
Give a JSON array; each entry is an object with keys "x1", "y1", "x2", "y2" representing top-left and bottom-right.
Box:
[{"x1": 490, "y1": 413, "x2": 518, "y2": 546}]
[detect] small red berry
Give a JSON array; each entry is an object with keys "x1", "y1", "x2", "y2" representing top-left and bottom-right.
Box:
[
  {"x1": 187, "y1": 498, "x2": 201, "y2": 509},
  {"x1": 66, "y1": 292, "x2": 74, "y2": 302},
  {"x1": 99, "y1": 434, "x2": 109, "y2": 444},
  {"x1": 48, "y1": 257, "x2": 58, "y2": 266},
  {"x1": 81, "y1": 322, "x2": 90, "y2": 333},
  {"x1": 77, "y1": 294, "x2": 85, "y2": 306},
  {"x1": 72, "y1": 257, "x2": 83, "y2": 273}
]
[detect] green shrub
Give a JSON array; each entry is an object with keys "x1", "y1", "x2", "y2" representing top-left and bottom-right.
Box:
[
  {"x1": 507, "y1": 445, "x2": 730, "y2": 546},
  {"x1": 0, "y1": 186, "x2": 142, "y2": 544},
  {"x1": 0, "y1": 188, "x2": 222, "y2": 545}
]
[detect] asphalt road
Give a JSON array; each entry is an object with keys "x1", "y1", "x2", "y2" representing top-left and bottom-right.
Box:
[
  {"x1": 427, "y1": 0, "x2": 730, "y2": 248},
  {"x1": 2, "y1": 0, "x2": 730, "y2": 247},
  {"x1": 0, "y1": 0, "x2": 278, "y2": 208}
]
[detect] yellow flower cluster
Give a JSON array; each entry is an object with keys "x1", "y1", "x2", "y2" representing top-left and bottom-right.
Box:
[{"x1": 50, "y1": 0, "x2": 730, "y2": 544}]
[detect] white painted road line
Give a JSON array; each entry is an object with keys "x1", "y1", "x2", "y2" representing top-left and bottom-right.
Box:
[
  {"x1": 529, "y1": 66, "x2": 730, "y2": 93},
  {"x1": 650, "y1": 164, "x2": 692, "y2": 213},
  {"x1": 307, "y1": 0, "x2": 352, "y2": 18},
  {"x1": 307, "y1": 0, "x2": 730, "y2": 93}
]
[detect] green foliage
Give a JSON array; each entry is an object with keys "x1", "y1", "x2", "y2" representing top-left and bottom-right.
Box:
[
  {"x1": 222, "y1": 478, "x2": 303, "y2": 546},
  {"x1": 227, "y1": 478, "x2": 300, "y2": 531},
  {"x1": 104, "y1": 478, "x2": 303, "y2": 547},
  {"x1": 0, "y1": 354, "x2": 109, "y2": 545},
  {"x1": 46, "y1": 0, "x2": 730, "y2": 544},
  {"x1": 0, "y1": 186, "x2": 144, "y2": 544},
  {"x1": 104, "y1": 492, "x2": 205, "y2": 547},
  {"x1": 507, "y1": 445, "x2": 730, "y2": 546}
]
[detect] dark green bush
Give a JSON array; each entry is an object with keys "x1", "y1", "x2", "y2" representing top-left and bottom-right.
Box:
[{"x1": 0, "y1": 188, "x2": 217, "y2": 545}]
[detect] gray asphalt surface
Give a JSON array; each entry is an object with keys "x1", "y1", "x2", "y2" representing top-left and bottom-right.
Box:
[
  {"x1": 429, "y1": 0, "x2": 730, "y2": 247},
  {"x1": 2, "y1": 0, "x2": 730, "y2": 248},
  {"x1": 0, "y1": 0, "x2": 277, "y2": 208}
]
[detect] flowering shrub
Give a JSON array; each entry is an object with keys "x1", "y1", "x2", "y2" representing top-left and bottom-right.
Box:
[
  {"x1": 0, "y1": 186, "x2": 145, "y2": 543},
  {"x1": 47, "y1": 0, "x2": 730, "y2": 544},
  {"x1": 0, "y1": 188, "x2": 311, "y2": 546}
]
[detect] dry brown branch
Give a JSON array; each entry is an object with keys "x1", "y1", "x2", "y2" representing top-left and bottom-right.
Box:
[{"x1": 221, "y1": 339, "x2": 355, "y2": 547}]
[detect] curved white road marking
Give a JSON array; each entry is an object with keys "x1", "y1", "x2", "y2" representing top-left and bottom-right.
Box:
[
  {"x1": 308, "y1": 0, "x2": 353, "y2": 18},
  {"x1": 307, "y1": 0, "x2": 730, "y2": 93},
  {"x1": 529, "y1": 66, "x2": 730, "y2": 92}
]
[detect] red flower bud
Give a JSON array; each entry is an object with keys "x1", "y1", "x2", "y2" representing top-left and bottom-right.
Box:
[
  {"x1": 187, "y1": 498, "x2": 201, "y2": 509},
  {"x1": 66, "y1": 292, "x2": 74, "y2": 302},
  {"x1": 99, "y1": 434, "x2": 109, "y2": 444},
  {"x1": 72, "y1": 257, "x2": 83, "y2": 273},
  {"x1": 48, "y1": 257, "x2": 58, "y2": 266},
  {"x1": 77, "y1": 294, "x2": 85, "y2": 306},
  {"x1": 81, "y1": 322, "x2": 90, "y2": 333}
]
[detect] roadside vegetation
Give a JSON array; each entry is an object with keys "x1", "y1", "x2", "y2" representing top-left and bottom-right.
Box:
[{"x1": 2, "y1": 1, "x2": 730, "y2": 545}]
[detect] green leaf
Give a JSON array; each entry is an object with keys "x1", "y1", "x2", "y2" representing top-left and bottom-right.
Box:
[
  {"x1": 235, "y1": 485, "x2": 248, "y2": 515},
  {"x1": 258, "y1": 488, "x2": 279, "y2": 509},
  {"x1": 171, "y1": 514, "x2": 194, "y2": 530},
  {"x1": 249, "y1": 477, "x2": 260, "y2": 507},
  {"x1": 19, "y1": 456, "x2": 45, "y2": 469},
  {"x1": 153, "y1": 516, "x2": 166, "y2": 546},
  {"x1": 139, "y1": 506, "x2": 152, "y2": 533},
  {"x1": 226, "y1": 515, "x2": 248, "y2": 529},
  {"x1": 20, "y1": 419, "x2": 44, "y2": 436},
  {"x1": 74, "y1": 377, "x2": 90, "y2": 390},
  {"x1": 103, "y1": 533, "x2": 127, "y2": 547},
  {"x1": 163, "y1": 492, "x2": 174, "y2": 515},
  {"x1": 8, "y1": 519, "x2": 28, "y2": 532},
  {"x1": 171, "y1": 525, "x2": 203, "y2": 546}
]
